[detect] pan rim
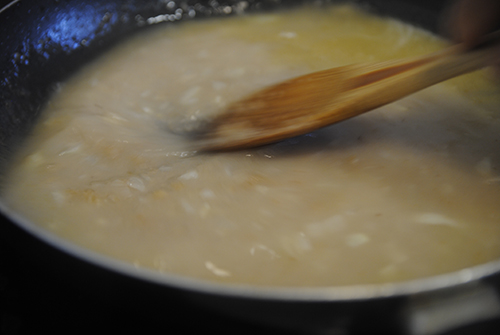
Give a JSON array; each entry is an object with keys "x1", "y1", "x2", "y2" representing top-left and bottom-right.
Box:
[
  {"x1": 0, "y1": 0, "x2": 495, "y2": 303},
  {"x1": 2, "y1": 199, "x2": 499, "y2": 302}
]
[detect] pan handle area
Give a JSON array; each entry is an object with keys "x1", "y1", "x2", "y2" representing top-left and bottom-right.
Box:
[{"x1": 403, "y1": 281, "x2": 500, "y2": 335}]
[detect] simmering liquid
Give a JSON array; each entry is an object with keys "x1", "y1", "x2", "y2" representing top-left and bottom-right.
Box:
[{"x1": 2, "y1": 4, "x2": 500, "y2": 287}]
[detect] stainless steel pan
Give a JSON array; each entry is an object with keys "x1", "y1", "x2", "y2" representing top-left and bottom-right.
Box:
[{"x1": 1, "y1": 1, "x2": 499, "y2": 334}]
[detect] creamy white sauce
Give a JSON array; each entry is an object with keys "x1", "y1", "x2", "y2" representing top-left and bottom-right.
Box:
[{"x1": 2, "y1": 4, "x2": 500, "y2": 287}]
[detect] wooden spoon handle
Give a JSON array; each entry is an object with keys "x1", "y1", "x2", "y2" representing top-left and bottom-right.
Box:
[
  {"x1": 319, "y1": 41, "x2": 498, "y2": 125},
  {"x1": 198, "y1": 34, "x2": 499, "y2": 151},
  {"x1": 350, "y1": 31, "x2": 499, "y2": 91},
  {"x1": 400, "y1": 45, "x2": 495, "y2": 89}
]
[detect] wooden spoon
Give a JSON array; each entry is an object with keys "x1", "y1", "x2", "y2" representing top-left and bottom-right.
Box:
[{"x1": 195, "y1": 39, "x2": 498, "y2": 151}]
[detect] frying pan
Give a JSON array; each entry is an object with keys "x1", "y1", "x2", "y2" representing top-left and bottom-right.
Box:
[{"x1": 1, "y1": 0, "x2": 500, "y2": 334}]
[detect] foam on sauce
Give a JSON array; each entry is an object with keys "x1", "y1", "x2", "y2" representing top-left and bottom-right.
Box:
[{"x1": 2, "y1": 4, "x2": 500, "y2": 287}]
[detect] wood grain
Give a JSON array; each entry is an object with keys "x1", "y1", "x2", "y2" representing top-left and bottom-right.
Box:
[{"x1": 196, "y1": 40, "x2": 497, "y2": 151}]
